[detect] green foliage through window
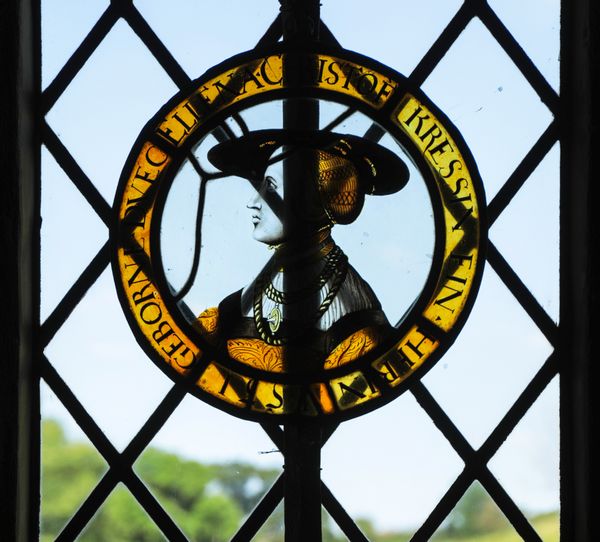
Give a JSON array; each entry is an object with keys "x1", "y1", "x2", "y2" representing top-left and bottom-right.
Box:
[{"x1": 41, "y1": 420, "x2": 557, "y2": 541}]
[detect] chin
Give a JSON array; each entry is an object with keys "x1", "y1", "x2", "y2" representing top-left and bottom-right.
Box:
[{"x1": 253, "y1": 229, "x2": 284, "y2": 245}]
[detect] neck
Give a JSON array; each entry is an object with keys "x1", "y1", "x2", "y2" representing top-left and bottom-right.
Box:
[{"x1": 271, "y1": 228, "x2": 334, "y2": 267}]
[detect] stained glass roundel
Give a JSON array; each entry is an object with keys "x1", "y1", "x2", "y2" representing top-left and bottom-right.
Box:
[{"x1": 112, "y1": 46, "x2": 486, "y2": 422}]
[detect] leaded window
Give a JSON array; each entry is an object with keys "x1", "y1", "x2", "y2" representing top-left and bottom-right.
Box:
[{"x1": 3, "y1": 0, "x2": 592, "y2": 540}]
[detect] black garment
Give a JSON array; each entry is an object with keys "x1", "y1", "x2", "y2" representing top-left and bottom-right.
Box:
[{"x1": 217, "y1": 288, "x2": 393, "y2": 360}]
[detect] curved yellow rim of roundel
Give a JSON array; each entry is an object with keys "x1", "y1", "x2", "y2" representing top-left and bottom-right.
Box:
[{"x1": 115, "y1": 51, "x2": 483, "y2": 419}]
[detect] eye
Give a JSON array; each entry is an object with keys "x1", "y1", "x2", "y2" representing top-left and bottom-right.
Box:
[{"x1": 264, "y1": 175, "x2": 278, "y2": 192}]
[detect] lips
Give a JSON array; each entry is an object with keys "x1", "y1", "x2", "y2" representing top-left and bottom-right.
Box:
[{"x1": 252, "y1": 214, "x2": 261, "y2": 225}]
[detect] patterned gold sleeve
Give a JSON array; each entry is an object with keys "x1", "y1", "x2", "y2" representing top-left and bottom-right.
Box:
[
  {"x1": 197, "y1": 307, "x2": 219, "y2": 342},
  {"x1": 226, "y1": 340, "x2": 284, "y2": 372},
  {"x1": 197, "y1": 305, "x2": 380, "y2": 373},
  {"x1": 225, "y1": 329, "x2": 379, "y2": 373},
  {"x1": 324, "y1": 327, "x2": 380, "y2": 369}
]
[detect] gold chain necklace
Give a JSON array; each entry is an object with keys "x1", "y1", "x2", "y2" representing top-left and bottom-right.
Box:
[
  {"x1": 263, "y1": 245, "x2": 344, "y2": 304},
  {"x1": 253, "y1": 248, "x2": 348, "y2": 345}
]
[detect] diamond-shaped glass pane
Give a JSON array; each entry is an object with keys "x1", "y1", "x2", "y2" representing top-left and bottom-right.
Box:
[
  {"x1": 45, "y1": 19, "x2": 179, "y2": 203},
  {"x1": 80, "y1": 484, "x2": 168, "y2": 541},
  {"x1": 490, "y1": 143, "x2": 560, "y2": 323},
  {"x1": 41, "y1": 0, "x2": 110, "y2": 89},
  {"x1": 136, "y1": 395, "x2": 283, "y2": 470},
  {"x1": 488, "y1": 0, "x2": 560, "y2": 92},
  {"x1": 423, "y1": 265, "x2": 553, "y2": 448},
  {"x1": 251, "y1": 501, "x2": 284, "y2": 541},
  {"x1": 322, "y1": 508, "x2": 350, "y2": 541},
  {"x1": 134, "y1": 445, "x2": 249, "y2": 542},
  {"x1": 40, "y1": 381, "x2": 108, "y2": 541},
  {"x1": 488, "y1": 377, "x2": 560, "y2": 536},
  {"x1": 321, "y1": 0, "x2": 463, "y2": 76},
  {"x1": 430, "y1": 481, "x2": 517, "y2": 540},
  {"x1": 133, "y1": 395, "x2": 283, "y2": 538},
  {"x1": 44, "y1": 270, "x2": 172, "y2": 451},
  {"x1": 322, "y1": 393, "x2": 463, "y2": 534},
  {"x1": 421, "y1": 18, "x2": 554, "y2": 201},
  {"x1": 134, "y1": 0, "x2": 277, "y2": 79},
  {"x1": 41, "y1": 146, "x2": 108, "y2": 322}
]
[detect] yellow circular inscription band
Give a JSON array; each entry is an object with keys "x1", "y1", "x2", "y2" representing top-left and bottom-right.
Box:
[{"x1": 113, "y1": 47, "x2": 485, "y2": 422}]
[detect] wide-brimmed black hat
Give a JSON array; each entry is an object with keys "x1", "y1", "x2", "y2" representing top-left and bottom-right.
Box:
[{"x1": 207, "y1": 129, "x2": 409, "y2": 196}]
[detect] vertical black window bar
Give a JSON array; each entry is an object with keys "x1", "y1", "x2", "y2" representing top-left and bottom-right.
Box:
[
  {"x1": 3, "y1": 1, "x2": 41, "y2": 541},
  {"x1": 8, "y1": 0, "x2": 588, "y2": 540}
]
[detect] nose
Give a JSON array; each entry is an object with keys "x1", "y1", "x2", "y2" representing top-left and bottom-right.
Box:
[{"x1": 247, "y1": 189, "x2": 262, "y2": 210}]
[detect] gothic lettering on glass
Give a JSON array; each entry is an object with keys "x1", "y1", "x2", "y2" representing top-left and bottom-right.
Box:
[{"x1": 112, "y1": 48, "x2": 486, "y2": 421}]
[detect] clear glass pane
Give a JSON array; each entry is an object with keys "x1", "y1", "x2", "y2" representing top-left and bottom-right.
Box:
[
  {"x1": 430, "y1": 481, "x2": 517, "y2": 541},
  {"x1": 134, "y1": 445, "x2": 253, "y2": 542},
  {"x1": 251, "y1": 501, "x2": 284, "y2": 541},
  {"x1": 321, "y1": 0, "x2": 463, "y2": 76},
  {"x1": 136, "y1": 394, "x2": 283, "y2": 471},
  {"x1": 41, "y1": 0, "x2": 109, "y2": 89},
  {"x1": 488, "y1": 377, "x2": 560, "y2": 539},
  {"x1": 422, "y1": 265, "x2": 553, "y2": 448},
  {"x1": 421, "y1": 19, "x2": 554, "y2": 201},
  {"x1": 134, "y1": 395, "x2": 283, "y2": 538},
  {"x1": 318, "y1": 102, "x2": 350, "y2": 131},
  {"x1": 322, "y1": 508, "x2": 349, "y2": 542},
  {"x1": 40, "y1": 381, "x2": 108, "y2": 541},
  {"x1": 79, "y1": 484, "x2": 168, "y2": 541},
  {"x1": 134, "y1": 0, "x2": 278, "y2": 79},
  {"x1": 40, "y1": 145, "x2": 108, "y2": 322},
  {"x1": 490, "y1": 143, "x2": 560, "y2": 322},
  {"x1": 45, "y1": 19, "x2": 179, "y2": 203},
  {"x1": 238, "y1": 101, "x2": 284, "y2": 132},
  {"x1": 322, "y1": 393, "x2": 463, "y2": 534},
  {"x1": 488, "y1": 0, "x2": 560, "y2": 91},
  {"x1": 44, "y1": 270, "x2": 172, "y2": 451}
]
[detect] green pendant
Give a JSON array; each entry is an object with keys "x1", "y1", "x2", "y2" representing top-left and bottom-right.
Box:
[{"x1": 267, "y1": 306, "x2": 282, "y2": 333}]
